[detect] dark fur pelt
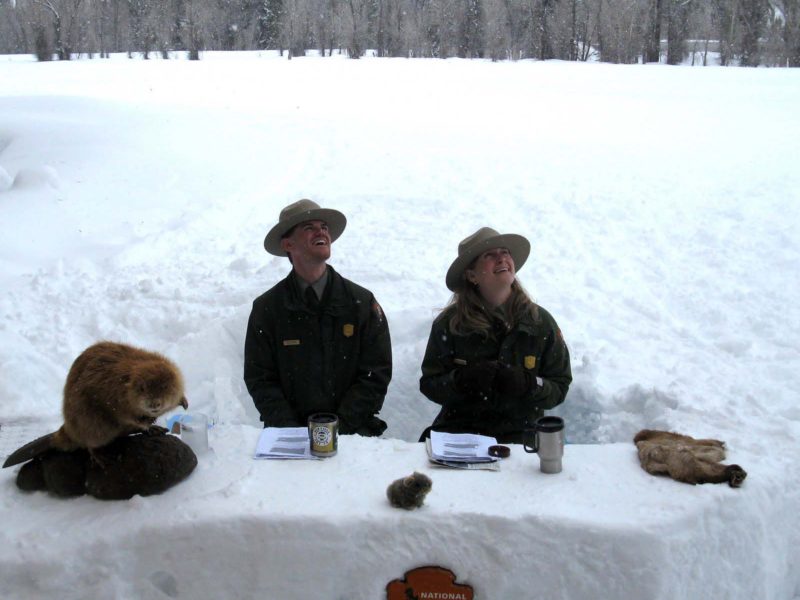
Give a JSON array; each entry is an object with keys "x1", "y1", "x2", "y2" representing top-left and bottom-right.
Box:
[
  {"x1": 16, "y1": 432, "x2": 197, "y2": 500},
  {"x1": 634, "y1": 429, "x2": 747, "y2": 488},
  {"x1": 386, "y1": 472, "x2": 433, "y2": 509}
]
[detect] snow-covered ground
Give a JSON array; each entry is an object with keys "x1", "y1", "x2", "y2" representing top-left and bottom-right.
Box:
[{"x1": 0, "y1": 52, "x2": 799, "y2": 599}]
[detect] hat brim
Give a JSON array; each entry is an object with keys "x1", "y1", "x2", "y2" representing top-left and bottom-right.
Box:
[
  {"x1": 264, "y1": 208, "x2": 347, "y2": 256},
  {"x1": 445, "y1": 233, "x2": 530, "y2": 291}
]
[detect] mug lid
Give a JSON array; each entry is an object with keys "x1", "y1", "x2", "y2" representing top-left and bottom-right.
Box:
[
  {"x1": 308, "y1": 412, "x2": 338, "y2": 422},
  {"x1": 534, "y1": 416, "x2": 564, "y2": 432}
]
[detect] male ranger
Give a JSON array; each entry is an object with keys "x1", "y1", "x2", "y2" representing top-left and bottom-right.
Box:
[{"x1": 244, "y1": 199, "x2": 392, "y2": 436}]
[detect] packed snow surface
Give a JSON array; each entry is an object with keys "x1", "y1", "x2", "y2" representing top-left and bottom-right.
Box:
[{"x1": 1, "y1": 52, "x2": 799, "y2": 599}]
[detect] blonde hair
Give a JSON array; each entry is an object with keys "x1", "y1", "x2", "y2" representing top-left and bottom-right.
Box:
[{"x1": 446, "y1": 273, "x2": 538, "y2": 338}]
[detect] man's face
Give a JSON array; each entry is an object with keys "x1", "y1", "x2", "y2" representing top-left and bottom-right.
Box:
[
  {"x1": 465, "y1": 247, "x2": 516, "y2": 292},
  {"x1": 280, "y1": 220, "x2": 332, "y2": 263}
]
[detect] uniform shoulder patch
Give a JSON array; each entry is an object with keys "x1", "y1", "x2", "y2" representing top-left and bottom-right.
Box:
[
  {"x1": 556, "y1": 328, "x2": 569, "y2": 351},
  {"x1": 372, "y1": 301, "x2": 384, "y2": 323}
]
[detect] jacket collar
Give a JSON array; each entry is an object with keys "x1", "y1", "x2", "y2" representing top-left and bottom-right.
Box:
[{"x1": 283, "y1": 265, "x2": 351, "y2": 315}]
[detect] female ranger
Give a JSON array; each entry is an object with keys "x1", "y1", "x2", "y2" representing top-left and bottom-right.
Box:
[{"x1": 419, "y1": 227, "x2": 572, "y2": 444}]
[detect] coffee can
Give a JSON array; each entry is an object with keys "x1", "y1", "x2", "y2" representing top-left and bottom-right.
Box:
[{"x1": 308, "y1": 413, "x2": 338, "y2": 457}]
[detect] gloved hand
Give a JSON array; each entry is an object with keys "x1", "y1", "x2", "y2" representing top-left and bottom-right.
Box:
[
  {"x1": 494, "y1": 365, "x2": 535, "y2": 397},
  {"x1": 453, "y1": 360, "x2": 499, "y2": 400}
]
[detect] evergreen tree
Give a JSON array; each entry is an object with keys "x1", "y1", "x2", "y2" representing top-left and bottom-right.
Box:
[{"x1": 257, "y1": 0, "x2": 283, "y2": 48}]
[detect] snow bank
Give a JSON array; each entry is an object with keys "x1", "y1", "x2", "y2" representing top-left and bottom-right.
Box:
[
  {"x1": 2, "y1": 429, "x2": 797, "y2": 599},
  {"x1": 1, "y1": 54, "x2": 799, "y2": 598}
]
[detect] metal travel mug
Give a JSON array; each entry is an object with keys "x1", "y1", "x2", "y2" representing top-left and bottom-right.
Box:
[
  {"x1": 523, "y1": 416, "x2": 565, "y2": 474},
  {"x1": 308, "y1": 413, "x2": 339, "y2": 457}
]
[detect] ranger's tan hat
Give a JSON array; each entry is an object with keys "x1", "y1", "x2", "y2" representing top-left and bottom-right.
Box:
[
  {"x1": 445, "y1": 227, "x2": 530, "y2": 291},
  {"x1": 264, "y1": 199, "x2": 347, "y2": 256}
]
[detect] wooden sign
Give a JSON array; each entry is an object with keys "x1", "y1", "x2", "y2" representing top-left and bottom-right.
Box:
[{"x1": 387, "y1": 566, "x2": 474, "y2": 600}]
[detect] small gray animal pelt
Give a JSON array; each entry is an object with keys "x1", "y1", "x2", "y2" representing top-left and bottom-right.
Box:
[{"x1": 386, "y1": 471, "x2": 433, "y2": 509}]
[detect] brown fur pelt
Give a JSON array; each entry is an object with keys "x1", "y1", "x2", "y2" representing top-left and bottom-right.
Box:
[
  {"x1": 634, "y1": 429, "x2": 747, "y2": 488},
  {"x1": 3, "y1": 341, "x2": 188, "y2": 469}
]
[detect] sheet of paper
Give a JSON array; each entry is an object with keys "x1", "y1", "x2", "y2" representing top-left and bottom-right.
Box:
[
  {"x1": 425, "y1": 438, "x2": 501, "y2": 470},
  {"x1": 254, "y1": 427, "x2": 318, "y2": 460},
  {"x1": 428, "y1": 431, "x2": 499, "y2": 465}
]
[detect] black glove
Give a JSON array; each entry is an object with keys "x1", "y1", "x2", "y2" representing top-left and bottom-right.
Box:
[
  {"x1": 339, "y1": 415, "x2": 387, "y2": 437},
  {"x1": 494, "y1": 366, "x2": 534, "y2": 397},
  {"x1": 453, "y1": 360, "x2": 499, "y2": 400}
]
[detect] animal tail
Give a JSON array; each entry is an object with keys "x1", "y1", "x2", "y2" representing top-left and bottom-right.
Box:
[{"x1": 2, "y1": 431, "x2": 57, "y2": 468}]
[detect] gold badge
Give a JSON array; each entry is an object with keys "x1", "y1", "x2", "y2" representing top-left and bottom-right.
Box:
[
  {"x1": 282, "y1": 339, "x2": 301, "y2": 346},
  {"x1": 524, "y1": 356, "x2": 536, "y2": 369},
  {"x1": 343, "y1": 324, "x2": 355, "y2": 338}
]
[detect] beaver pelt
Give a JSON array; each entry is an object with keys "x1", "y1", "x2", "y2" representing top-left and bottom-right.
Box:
[
  {"x1": 3, "y1": 341, "x2": 188, "y2": 469},
  {"x1": 16, "y1": 433, "x2": 197, "y2": 500},
  {"x1": 387, "y1": 471, "x2": 433, "y2": 509},
  {"x1": 634, "y1": 429, "x2": 747, "y2": 488}
]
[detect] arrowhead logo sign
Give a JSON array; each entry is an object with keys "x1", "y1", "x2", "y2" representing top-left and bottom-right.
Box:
[{"x1": 386, "y1": 566, "x2": 474, "y2": 600}]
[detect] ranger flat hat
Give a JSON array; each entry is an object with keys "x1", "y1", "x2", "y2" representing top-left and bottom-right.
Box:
[
  {"x1": 263, "y1": 199, "x2": 347, "y2": 256},
  {"x1": 445, "y1": 227, "x2": 530, "y2": 291}
]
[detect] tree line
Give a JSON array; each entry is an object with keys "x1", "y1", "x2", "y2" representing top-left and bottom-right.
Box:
[{"x1": 1, "y1": 0, "x2": 798, "y2": 66}]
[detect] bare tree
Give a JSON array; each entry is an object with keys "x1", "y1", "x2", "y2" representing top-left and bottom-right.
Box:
[
  {"x1": 644, "y1": 0, "x2": 662, "y2": 62},
  {"x1": 182, "y1": 0, "x2": 207, "y2": 59},
  {"x1": 0, "y1": 0, "x2": 788, "y2": 66},
  {"x1": 342, "y1": 0, "x2": 374, "y2": 58},
  {"x1": 312, "y1": 0, "x2": 338, "y2": 55},
  {"x1": 279, "y1": 0, "x2": 312, "y2": 58},
  {"x1": 400, "y1": 0, "x2": 434, "y2": 57},
  {"x1": 596, "y1": 0, "x2": 646, "y2": 63},
  {"x1": 777, "y1": 0, "x2": 800, "y2": 66},
  {"x1": 89, "y1": 0, "x2": 112, "y2": 57},
  {"x1": 456, "y1": 0, "x2": 484, "y2": 57},
  {"x1": 30, "y1": 0, "x2": 84, "y2": 60},
  {"x1": 0, "y1": 1, "x2": 30, "y2": 54},
  {"x1": 374, "y1": 0, "x2": 407, "y2": 56},
  {"x1": 127, "y1": 0, "x2": 157, "y2": 58},
  {"x1": 575, "y1": 0, "x2": 600, "y2": 60},
  {"x1": 665, "y1": 0, "x2": 691, "y2": 64},
  {"x1": 484, "y1": 0, "x2": 511, "y2": 60},
  {"x1": 688, "y1": 0, "x2": 714, "y2": 65},
  {"x1": 534, "y1": 0, "x2": 554, "y2": 60},
  {"x1": 738, "y1": 0, "x2": 766, "y2": 65}
]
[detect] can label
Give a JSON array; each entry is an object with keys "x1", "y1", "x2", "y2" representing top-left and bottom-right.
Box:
[{"x1": 308, "y1": 413, "x2": 338, "y2": 457}]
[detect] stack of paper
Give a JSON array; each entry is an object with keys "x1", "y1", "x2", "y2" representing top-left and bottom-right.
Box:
[
  {"x1": 254, "y1": 427, "x2": 318, "y2": 460},
  {"x1": 427, "y1": 431, "x2": 500, "y2": 470}
]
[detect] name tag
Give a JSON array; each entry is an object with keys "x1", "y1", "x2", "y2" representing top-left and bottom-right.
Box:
[
  {"x1": 283, "y1": 339, "x2": 301, "y2": 347},
  {"x1": 453, "y1": 358, "x2": 467, "y2": 366}
]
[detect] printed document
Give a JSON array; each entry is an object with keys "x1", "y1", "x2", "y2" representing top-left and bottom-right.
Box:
[
  {"x1": 255, "y1": 427, "x2": 318, "y2": 460},
  {"x1": 427, "y1": 431, "x2": 500, "y2": 470}
]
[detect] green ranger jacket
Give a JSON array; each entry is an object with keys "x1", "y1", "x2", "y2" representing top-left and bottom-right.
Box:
[
  {"x1": 419, "y1": 303, "x2": 571, "y2": 443},
  {"x1": 244, "y1": 266, "x2": 392, "y2": 436}
]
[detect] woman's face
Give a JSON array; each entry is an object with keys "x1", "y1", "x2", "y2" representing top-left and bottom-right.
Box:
[{"x1": 465, "y1": 247, "x2": 516, "y2": 297}]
